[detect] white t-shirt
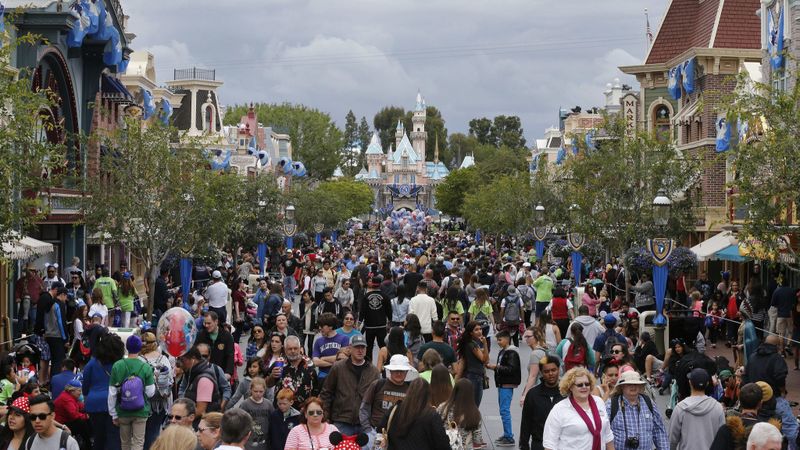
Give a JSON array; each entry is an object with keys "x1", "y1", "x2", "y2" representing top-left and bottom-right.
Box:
[
  {"x1": 27, "y1": 431, "x2": 80, "y2": 450},
  {"x1": 89, "y1": 303, "x2": 108, "y2": 320},
  {"x1": 205, "y1": 281, "x2": 230, "y2": 308},
  {"x1": 542, "y1": 395, "x2": 614, "y2": 450},
  {"x1": 408, "y1": 294, "x2": 438, "y2": 334}
]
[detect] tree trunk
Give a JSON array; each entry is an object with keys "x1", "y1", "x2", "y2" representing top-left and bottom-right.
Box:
[{"x1": 146, "y1": 263, "x2": 159, "y2": 321}]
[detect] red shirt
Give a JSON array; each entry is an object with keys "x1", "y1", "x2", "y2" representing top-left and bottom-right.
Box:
[
  {"x1": 54, "y1": 391, "x2": 88, "y2": 423},
  {"x1": 551, "y1": 297, "x2": 569, "y2": 320}
]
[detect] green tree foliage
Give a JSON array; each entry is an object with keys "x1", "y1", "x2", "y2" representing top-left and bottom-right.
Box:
[
  {"x1": 0, "y1": 32, "x2": 64, "y2": 252},
  {"x1": 469, "y1": 115, "x2": 527, "y2": 149},
  {"x1": 289, "y1": 178, "x2": 373, "y2": 231},
  {"x1": 80, "y1": 120, "x2": 239, "y2": 317},
  {"x1": 462, "y1": 173, "x2": 533, "y2": 235},
  {"x1": 448, "y1": 133, "x2": 479, "y2": 168},
  {"x1": 561, "y1": 114, "x2": 699, "y2": 255},
  {"x1": 225, "y1": 173, "x2": 283, "y2": 250},
  {"x1": 476, "y1": 146, "x2": 528, "y2": 177},
  {"x1": 728, "y1": 71, "x2": 800, "y2": 270},
  {"x1": 434, "y1": 167, "x2": 479, "y2": 217},
  {"x1": 224, "y1": 103, "x2": 343, "y2": 179},
  {"x1": 357, "y1": 116, "x2": 371, "y2": 169},
  {"x1": 373, "y1": 106, "x2": 408, "y2": 150},
  {"x1": 342, "y1": 110, "x2": 359, "y2": 177}
]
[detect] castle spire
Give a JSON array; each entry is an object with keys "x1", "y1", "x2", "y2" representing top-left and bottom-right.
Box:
[{"x1": 434, "y1": 135, "x2": 440, "y2": 163}]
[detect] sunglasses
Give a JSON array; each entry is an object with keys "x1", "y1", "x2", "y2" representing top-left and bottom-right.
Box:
[
  {"x1": 306, "y1": 410, "x2": 324, "y2": 416},
  {"x1": 168, "y1": 415, "x2": 184, "y2": 421},
  {"x1": 573, "y1": 382, "x2": 592, "y2": 388},
  {"x1": 199, "y1": 354, "x2": 209, "y2": 359},
  {"x1": 30, "y1": 413, "x2": 51, "y2": 421},
  {"x1": 611, "y1": 350, "x2": 623, "y2": 354}
]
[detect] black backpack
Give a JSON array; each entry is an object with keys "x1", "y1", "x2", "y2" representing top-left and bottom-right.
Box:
[{"x1": 674, "y1": 351, "x2": 717, "y2": 399}]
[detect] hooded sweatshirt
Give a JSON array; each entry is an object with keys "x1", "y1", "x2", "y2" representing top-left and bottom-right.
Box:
[
  {"x1": 669, "y1": 395, "x2": 725, "y2": 450},
  {"x1": 568, "y1": 315, "x2": 606, "y2": 349}
]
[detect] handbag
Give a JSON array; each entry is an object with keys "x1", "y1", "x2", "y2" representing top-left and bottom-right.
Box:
[
  {"x1": 482, "y1": 374, "x2": 490, "y2": 390},
  {"x1": 379, "y1": 405, "x2": 398, "y2": 449}
]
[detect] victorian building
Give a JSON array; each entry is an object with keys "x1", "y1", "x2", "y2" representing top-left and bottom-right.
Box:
[{"x1": 355, "y1": 92, "x2": 449, "y2": 213}]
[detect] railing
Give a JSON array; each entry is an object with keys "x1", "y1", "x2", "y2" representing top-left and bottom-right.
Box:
[{"x1": 173, "y1": 68, "x2": 216, "y2": 81}]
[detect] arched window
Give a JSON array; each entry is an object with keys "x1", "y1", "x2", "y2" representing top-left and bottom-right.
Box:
[
  {"x1": 653, "y1": 104, "x2": 671, "y2": 142},
  {"x1": 204, "y1": 104, "x2": 215, "y2": 133}
]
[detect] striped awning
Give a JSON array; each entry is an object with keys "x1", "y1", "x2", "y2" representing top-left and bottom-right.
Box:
[{"x1": 2, "y1": 235, "x2": 54, "y2": 260}]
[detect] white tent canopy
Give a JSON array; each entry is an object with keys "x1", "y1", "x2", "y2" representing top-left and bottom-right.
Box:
[
  {"x1": 1, "y1": 234, "x2": 54, "y2": 261},
  {"x1": 690, "y1": 230, "x2": 738, "y2": 261}
]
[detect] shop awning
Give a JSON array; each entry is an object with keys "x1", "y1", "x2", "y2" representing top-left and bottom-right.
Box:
[
  {"x1": 714, "y1": 244, "x2": 751, "y2": 262},
  {"x1": 101, "y1": 74, "x2": 133, "y2": 102},
  {"x1": 690, "y1": 230, "x2": 738, "y2": 261},
  {"x1": 1, "y1": 235, "x2": 54, "y2": 260}
]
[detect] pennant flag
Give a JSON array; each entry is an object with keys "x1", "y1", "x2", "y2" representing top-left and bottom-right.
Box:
[
  {"x1": 571, "y1": 137, "x2": 579, "y2": 156},
  {"x1": 716, "y1": 116, "x2": 730, "y2": 152},
  {"x1": 142, "y1": 89, "x2": 156, "y2": 120},
  {"x1": 159, "y1": 98, "x2": 173, "y2": 126},
  {"x1": 556, "y1": 147, "x2": 566, "y2": 165},
  {"x1": 769, "y1": 4, "x2": 785, "y2": 70},
  {"x1": 667, "y1": 65, "x2": 682, "y2": 100},
  {"x1": 584, "y1": 130, "x2": 596, "y2": 152},
  {"x1": 646, "y1": 9, "x2": 653, "y2": 44},
  {"x1": 681, "y1": 58, "x2": 695, "y2": 94}
]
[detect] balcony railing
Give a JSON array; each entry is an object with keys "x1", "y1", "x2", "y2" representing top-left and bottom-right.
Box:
[{"x1": 173, "y1": 68, "x2": 216, "y2": 81}]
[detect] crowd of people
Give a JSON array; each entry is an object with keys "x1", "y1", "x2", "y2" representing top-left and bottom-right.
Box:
[{"x1": 0, "y1": 229, "x2": 798, "y2": 450}]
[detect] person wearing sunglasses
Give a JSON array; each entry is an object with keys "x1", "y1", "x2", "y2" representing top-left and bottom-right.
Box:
[
  {"x1": 197, "y1": 412, "x2": 223, "y2": 450},
  {"x1": 542, "y1": 367, "x2": 614, "y2": 450},
  {"x1": 26, "y1": 394, "x2": 80, "y2": 450},
  {"x1": 284, "y1": 397, "x2": 339, "y2": 450},
  {"x1": 168, "y1": 398, "x2": 197, "y2": 428}
]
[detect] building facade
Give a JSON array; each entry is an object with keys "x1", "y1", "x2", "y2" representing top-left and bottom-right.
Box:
[{"x1": 356, "y1": 92, "x2": 449, "y2": 213}]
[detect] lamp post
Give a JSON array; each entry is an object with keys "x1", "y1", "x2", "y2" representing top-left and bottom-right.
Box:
[
  {"x1": 257, "y1": 198, "x2": 268, "y2": 278},
  {"x1": 648, "y1": 190, "x2": 673, "y2": 327},
  {"x1": 179, "y1": 193, "x2": 195, "y2": 312},
  {"x1": 567, "y1": 204, "x2": 585, "y2": 285},
  {"x1": 283, "y1": 204, "x2": 297, "y2": 249},
  {"x1": 532, "y1": 204, "x2": 547, "y2": 262}
]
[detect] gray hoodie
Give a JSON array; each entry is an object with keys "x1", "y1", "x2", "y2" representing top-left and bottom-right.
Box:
[
  {"x1": 669, "y1": 395, "x2": 725, "y2": 450},
  {"x1": 568, "y1": 315, "x2": 606, "y2": 348}
]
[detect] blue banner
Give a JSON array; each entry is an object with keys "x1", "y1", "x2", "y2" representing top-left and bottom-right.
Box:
[
  {"x1": 571, "y1": 251, "x2": 582, "y2": 286},
  {"x1": 475, "y1": 229, "x2": 482, "y2": 243},
  {"x1": 535, "y1": 240, "x2": 545, "y2": 261},
  {"x1": 286, "y1": 236, "x2": 293, "y2": 249},
  {"x1": 715, "y1": 117, "x2": 730, "y2": 152},
  {"x1": 180, "y1": 257, "x2": 192, "y2": 311},
  {"x1": 331, "y1": 231, "x2": 338, "y2": 243},
  {"x1": 652, "y1": 264, "x2": 668, "y2": 326},
  {"x1": 315, "y1": 233, "x2": 322, "y2": 247},
  {"x1": 667, "y1": 65, "x2": 682, "y2": 100},
  {"x1": 257, "y1": 242, "x2": 267, "y2": 277}
]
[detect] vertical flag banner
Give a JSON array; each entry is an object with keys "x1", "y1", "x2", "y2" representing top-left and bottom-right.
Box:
[
  {"x1": 571, "y1": 251, "x2": 583, "y2": 286},
  {"x1": 716, "y1": 116, "x2": 731, "y2": 152},
  {"x1": 667, "y1": 65, "x2": 682, "y2": 100},
  {"x1": 769, "y1": 4, "x2": 785, "y2": 70},
  {"x1": 535, "y1": 240, "x2": 545, "y2": 262},
  {"x1": 556, "y1": 147, "x2": 566, "y2": 165},
  {"x1": 180, "y1": 257, "x2": 192, "y2": 311},
  {"x1": 681, "y1": 58, "x2": 695, "y2": 94},
  {"x1": 647, "y1": 238, "x2": 674, "y2": 326},
  {"x1": 257, "y1": 242, "x2": 267, "y2": 277}
]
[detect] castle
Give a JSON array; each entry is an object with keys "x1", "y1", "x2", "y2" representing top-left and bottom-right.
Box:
[{"x1": 355, "y1": 92, "x2": 449, "y2": 214}]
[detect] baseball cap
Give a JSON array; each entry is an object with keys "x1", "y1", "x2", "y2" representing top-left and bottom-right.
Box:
[
  {"x1": 688, "y1": 368, "x2": 710, "y2": 390},
  {"x1": 212, "y1": 270, "x2": 222, "y2": 279},
  {"x1": 604, "y1": 314, "x2": 617, "y2": 326},
  {"x1": 522, "y1": 262, "x2": 531, "y2": 268},
  {"x1": 350, "y1": 334, "x2": 367, "y2": 347}
]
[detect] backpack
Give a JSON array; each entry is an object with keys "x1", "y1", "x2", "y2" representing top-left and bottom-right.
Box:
[
  {"x1": 503, "y1": 297, "x2": 521, "y2": 326},
  {"x1": 444, "y1": 421, "x2": 465, "y2": 450},
  {"x1": 118, "y1": 359, "x2": 147, "y2": 411},
  {"x1": 674, "y1": 351, "x2": 717, "y2": 399},
  {"x1": 141, "y1": 353, "x2": 172, "y2": 399},
  {"x1": 602, "y1": 330, "x2": 624, "y2": 359},
  {"x1": 25, "y1": 430, "x2": 69, "y2": 450},
  {"x1": 609, "y1": 394, "x2": 654, "y2": 423},
  {"x1": 563, "y1": 339, "x2": 587, "y2": 371}
]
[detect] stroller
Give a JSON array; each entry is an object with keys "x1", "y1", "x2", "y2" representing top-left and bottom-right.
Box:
[{"x1": 10, "y1": 340, "x2": 41, "y2": 383}]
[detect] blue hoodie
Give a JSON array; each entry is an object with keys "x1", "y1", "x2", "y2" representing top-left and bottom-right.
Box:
[{"x1": 81, "y1": 357, "x2": 114, "y2": 413}]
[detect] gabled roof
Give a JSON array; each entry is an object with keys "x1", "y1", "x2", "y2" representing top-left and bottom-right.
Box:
[
  {"x1": 391, "y1": 133, "x2": 419, "y2": 164},
  {"x1": 426, "y1": 161, "x2": 449, "y2": 180},
  {"x1": 365, "y1": 133, "x2": 384, "y2": 155},
  {"x1": 460, "y1": 155, "x2": 475, "y2": 169},
  {"x1": 645, "y1": 0, "x2": 760, "y2": 65},
  {"x1": 332, "y1": 167, "x2": 344, "y2": 178},
  {"x1": 354, "y1": 167, "x2": 369, "y2": 180}
]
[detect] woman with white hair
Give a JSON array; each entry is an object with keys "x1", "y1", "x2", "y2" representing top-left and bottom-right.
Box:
[{"x1": 747, "y1": 422, "x2": 783, "y2": 450}]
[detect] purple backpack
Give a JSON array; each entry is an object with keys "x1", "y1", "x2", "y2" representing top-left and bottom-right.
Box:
[{"x1": 119, "y1": 360, "x2": 145, "y2": 411}]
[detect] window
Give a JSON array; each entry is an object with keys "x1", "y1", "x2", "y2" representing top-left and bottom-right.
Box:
[
  {"x1": 394, "y1": 174, "x2": 400, "y2": 184},
  {"x1": 653, "y1": 104, "x2": 671, "y2": 142},
  {"x1": 772, "y1": 69, "x2": 787, "y2": 93},
  {"x1": 411, "y1": 174, "x2": 416, "y2": 184},
  {"x1": 239, "y1": 139, "x2": 245, "y2": 147},
  {"x1": 204, "y1": 105, "x2": 215, "y2": 133}
]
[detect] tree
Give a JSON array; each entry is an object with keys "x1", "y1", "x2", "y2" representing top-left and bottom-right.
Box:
[
  {"x1": 373, "y1": 106, "x2": 408, "y2": 150},
  {"x1": 289, "y1": 178, "x2": 373, "y2": 231},
  {"x1": 462, "y1": 173, "x2": 533, "y2": 235},
  {"x1": 357, "y1": 116, "x2": 371, "y2": 169},
  {"x1": 0, "y1": 32, "x2": 64, "y2": 250},
  {"x1": 224, "y1": 103, "x2": 344, "y2": 179},
  {"x1": 476, "y1": 146, "x2": 528, "y2": 178},
  {"x1": 561, "y1": 114, "x2": 699, "y2": 256},
  {"x1": 341, "y1": 110, "x2": 359, "y2": 177},
  {"x1": 434, "y1": 167, "x2": 480, "y2": 217},
  {"x1": 492, "y1": 115, "x2": 527, "y2": 150},
  {"x1": 225, "y1": 173, "x2": 283, "y2": 250},
  {"x1": 80, "y1": 119, "x2": 239, "y2": 318},
  {"x1": 448, "y1": 133, "x2": 480, "y2": 168},
  {"x1": 468, "y1": 118, "x2": 493, "y2": 145},
  {"x1": 728, "y1": 70, "x2": 800, "y2": 271}
]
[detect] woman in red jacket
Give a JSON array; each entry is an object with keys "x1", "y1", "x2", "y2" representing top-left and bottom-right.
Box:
[
  {"x1": 54, "y1": 378, "x2": 91, "y2": 449},
  {"x1": 547, "y1": 287, "x2": 574, "y2": 338}
]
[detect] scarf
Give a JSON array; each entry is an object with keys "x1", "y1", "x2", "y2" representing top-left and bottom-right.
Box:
[{"x1": 569, "y1": 394, "x2": 602, "y2": 450}]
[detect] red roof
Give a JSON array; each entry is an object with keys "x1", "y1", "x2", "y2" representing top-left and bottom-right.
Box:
[{"x1": 646, "y1": 0, "x2": 760, "y2": 64}]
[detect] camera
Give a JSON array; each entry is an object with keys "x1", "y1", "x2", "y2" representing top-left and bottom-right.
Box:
[{"x1": 625, "y1": 436, "x2": 640, "y2": 448}]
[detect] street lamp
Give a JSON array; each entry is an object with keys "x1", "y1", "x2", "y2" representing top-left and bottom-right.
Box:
[
  {"x1": 283, "y1": 203, "x2": 297, "y2": 249},
  {"x1": 532, "y1": 204, "x2": 547, "y2": 262},
  {"x1": 647, "y1": 190, "x2": 674, "y2": 328}
]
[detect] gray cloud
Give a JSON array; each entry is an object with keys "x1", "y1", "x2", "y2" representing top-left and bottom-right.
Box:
[{"x1": 122, "y1": 0, "x2": 666, "y2": 143}]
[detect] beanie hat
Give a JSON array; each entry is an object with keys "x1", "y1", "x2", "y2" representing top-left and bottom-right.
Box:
[
  {"x1": 126, "y1": 335, "x2": 143, "y2": 354},
  {"x1": 756, "y1": 381, "x2": 774, "y2": 402}
]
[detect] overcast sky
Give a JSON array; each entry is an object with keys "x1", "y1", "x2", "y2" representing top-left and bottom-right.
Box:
[{"x1": 123, "y1": 0, "x2": 667, "y2": 143}]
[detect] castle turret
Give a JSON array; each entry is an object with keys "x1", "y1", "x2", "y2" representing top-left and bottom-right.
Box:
[
  {"x1": 395, "y1": 120, "x2": 404, "y2": 149},
  {"x1": 365, "y1": 133, "x2": 384, "y2": 178},
  {"x1": 411, "y1": 91, "x2": 427, "y2": 160}
]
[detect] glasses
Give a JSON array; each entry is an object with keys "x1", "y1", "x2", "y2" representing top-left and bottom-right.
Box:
[
  {"x1": 30, "y1": 413, "x2": 51, "y2": 421},
  {"x1": 573, "y1": 382, "x2": 592, "y2": 389},
  {"x1": 199, "y1": 354, "x2": 209, "y2": 359},
  {"x1": 611, "y1": 350, "x2": 623, "y2": 354},
  {"x1": 345, "y1": 317, "x2": 354, "y2": 321},
  {"x1": 254, "y1": 330, "x2": 264, "y2": 334},
  {"x1": 306, "y1": 410, "x2": 324, "y2": 416},
  {"x1": 198, "y1": 426, "x2": 218, "y2": 433},
  {"x1": 168, "y1": 415, "x2": 184, "y2": 421},
  {"x1": 449, "y1": 317, "x2": 461, "y2": 321}
]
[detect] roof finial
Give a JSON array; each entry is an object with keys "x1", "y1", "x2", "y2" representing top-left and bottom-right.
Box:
[{"x1": 434, "y1": 135, "x2": 440, "y2": 163}]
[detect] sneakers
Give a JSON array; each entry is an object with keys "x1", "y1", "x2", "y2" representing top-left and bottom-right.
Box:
[
  {"x1": 495, "y1": 437, "x2": 515, "y2": 446},
  {"x1": 472, "y1": 442, "x2": 487, "y2": 449}
]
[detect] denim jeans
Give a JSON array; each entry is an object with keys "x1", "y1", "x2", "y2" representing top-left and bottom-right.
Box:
[
  {"x1": 143, "y1": 409, "x2": 166, "y2": 450},
  {"x1": 333, "y1": 422, "x2": 370, "y2": 450},
  {"x1": 466, "y1": 372, "x2": 484, "y2": 407},
  {"x1": 498, "y1": 387, "x2": 514, "y2": 439}
]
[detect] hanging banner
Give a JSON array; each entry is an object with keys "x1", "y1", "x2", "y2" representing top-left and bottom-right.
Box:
[
  {"x1": 257, "y1": 242, "x2": 267, "y2": 277},
  {"x1": 567, "y1": 232, "x2": 585, "y2": 251},
  {"x1": 652, "y1": 264, "x2": 668, "y2": 326},
  {"x1": 667, "y1": 65, "x2": 682, "y2": 100},
  {"x1": 646, "y1": 238, "x2": 674, "y2": 267},
  {"x1": 180, "y1": 257, "x2": 192, "y2": 311},
  {"x1": 535, "y1": 240, "x2": 545, "y2": 262},
  {"x1": 331, "y1": 230, "x2": 338, "y2": 243},
  {"x1": 315, "y1": 233, "x2": 322, "y2": 247},
  {"x1": 715, "y1": 116, "x2": 730, "y2": 152},
  {"x1": 571, "y1": 251, "x2": 583, "y2": 286},
  {"x1": 286, "y1": 236, "x2": 294, "y2": 249},
  {"x1": 475, "y1": 229, "x2": 482, "y2": 243},
  {"x1": 681, "y1": 58, "x2": 696, "y2": 94}
]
